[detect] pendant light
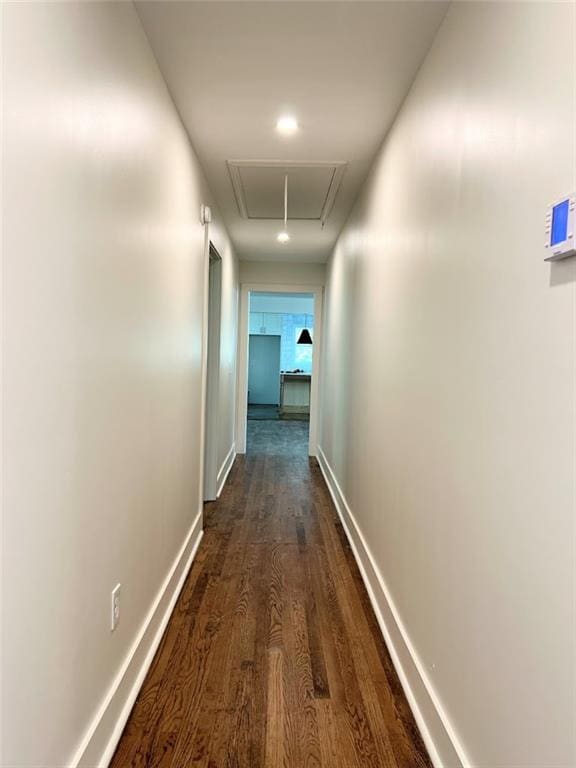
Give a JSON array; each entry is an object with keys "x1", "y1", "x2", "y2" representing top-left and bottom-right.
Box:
[{"x1": 297, "y1": 314, "x2": 313, "y2": 345}]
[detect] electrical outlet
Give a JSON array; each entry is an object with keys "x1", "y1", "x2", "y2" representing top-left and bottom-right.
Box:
[{"x1": 111, "y1": 584, "x2": 121, "y2": 631}]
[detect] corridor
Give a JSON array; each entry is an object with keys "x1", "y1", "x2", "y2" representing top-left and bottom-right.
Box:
[
  {"x1": 110, "y1": 423, "x2": 431, "y2": 767},
  {"x1": 3, "y1": 1, "x2": 575, "y2": 766}
]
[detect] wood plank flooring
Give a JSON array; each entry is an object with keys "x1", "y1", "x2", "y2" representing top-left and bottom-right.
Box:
[{"x1": 110, "y1": 421, "x2": 432, "y2": 768}]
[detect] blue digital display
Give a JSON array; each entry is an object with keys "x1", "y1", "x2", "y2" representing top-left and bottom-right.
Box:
[{"x1": 551, "y1": 199, "x2": 570, "y2": 246}]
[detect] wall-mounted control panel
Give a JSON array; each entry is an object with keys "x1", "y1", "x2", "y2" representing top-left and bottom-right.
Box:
[{"x1": 545, "y1": 194, "x2": 575, "y2": 261}]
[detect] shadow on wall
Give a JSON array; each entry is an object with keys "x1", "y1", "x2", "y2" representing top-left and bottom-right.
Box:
[{"x1": 549, "y1": 258, "x2": 576, "y2": 287}]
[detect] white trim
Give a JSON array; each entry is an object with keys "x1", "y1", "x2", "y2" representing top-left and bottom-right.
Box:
[
  {"x1": 70, "y1": 510, "x2": 204, "y2": 768},
  {"x1": 226, "y1": 162, "x2": 248, "y2": 219},
  {"x1": 235, "y1": 282, "x2": 323, "y2": 457},
  {"x1": 198, "y1": 223, "x2": 211, "y2": 511},
  {"x1": 216, "y1": 442, "x2": 236, "y2": 498},
  {"x1": 316, "y1": 446, "x2": 470, "y2": 768},
  {"x1": 203, "y1": 243, "x2": 223, "y2": 502}
]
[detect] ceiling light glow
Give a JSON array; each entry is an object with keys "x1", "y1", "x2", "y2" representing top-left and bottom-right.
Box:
[
  {"x1": 276, "y1": 115, "x2": 299, "y2": 136},
  {"x1": 277, "y1": 231, "x2": 290, "y2": 244}
]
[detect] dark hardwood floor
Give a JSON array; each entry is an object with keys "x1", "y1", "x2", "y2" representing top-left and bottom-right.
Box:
[{"x1": 110, "y1": 421, "x2": 432, "y2": 767}]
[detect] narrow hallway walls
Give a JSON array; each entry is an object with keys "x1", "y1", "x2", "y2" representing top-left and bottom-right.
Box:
[
  {"x1": 2, "y1": 3, "x2": 238, "y2": 765},
  {"x1": 318, "y1": 3, "x2": 575, "y2": 765}
]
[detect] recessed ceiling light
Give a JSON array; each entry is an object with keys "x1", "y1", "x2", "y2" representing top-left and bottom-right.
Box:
[
  {"x1": 276, "y1": 115, "x2": 299, "y2": 136},
  {"x1": 277, "y1": 231, "x2": 290, "y2": 244}
]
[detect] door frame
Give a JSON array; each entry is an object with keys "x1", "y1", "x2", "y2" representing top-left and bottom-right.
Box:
[
  {"x1": 202, "y1": 242, "x2": 222, "y2": 502},
  {"x1": 236, "y1": 283, "x2": 324, "y2": 456}
]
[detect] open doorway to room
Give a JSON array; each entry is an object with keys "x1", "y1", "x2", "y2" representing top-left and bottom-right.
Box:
[
  {"x1": 237, "y1": 286, "x2": 322, "y2": 457},
  {"x1": 248, "y1": 334, "x2": 281, "y2": 420},
  {"x1": 247, "y1": 291, "x2": 314, "y2": 424}
]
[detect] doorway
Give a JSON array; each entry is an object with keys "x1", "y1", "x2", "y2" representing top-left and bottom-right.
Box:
[
  {"x1": 203, "y1": 243, "x2": 222, "y2": 501},
  {"x1": 237, "y1": 286, "x2": 323, "y2": 456},
  {"x1": 248, "y1": 335, "x2": 281, "y2": 419}
]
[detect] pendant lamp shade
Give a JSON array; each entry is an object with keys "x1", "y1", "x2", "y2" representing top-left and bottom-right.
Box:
[{"x1": 297, "y1": 328, "x2": 313, "y2": 345}]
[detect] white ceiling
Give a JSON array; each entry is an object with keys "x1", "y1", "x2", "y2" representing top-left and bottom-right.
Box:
[{"x1": 136, "y1": 1, "x2": 449, "y2": 262}]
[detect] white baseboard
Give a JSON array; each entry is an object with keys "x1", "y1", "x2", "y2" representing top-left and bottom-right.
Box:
[
  {"x1": 316, "y1": 446, "x2": 469, "y2": 768},
  {"x1": 216, "y1": 442, "x2": 236, "y2": 498},
  {"x1": 70, "y1": 509, "x2": 204, "y2": 768}
]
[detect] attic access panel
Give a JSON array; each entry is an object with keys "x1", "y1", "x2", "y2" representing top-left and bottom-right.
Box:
[{"x1": 227, "y1": 160, "x2": 346, "y2": 224}]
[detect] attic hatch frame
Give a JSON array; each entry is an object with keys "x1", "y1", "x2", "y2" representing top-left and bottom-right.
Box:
[{"x1": 227, "y1": 159, "x2": 347, "y2": 227}]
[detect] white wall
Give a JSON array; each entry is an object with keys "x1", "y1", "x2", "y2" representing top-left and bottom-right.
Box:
[
  {"x1": 239, "y1": 260, "x2": 325, "y2": 287},
  {"x1": 1, "y1": 3, "x2": 237, "y2": 766},
  {"x1": 319, "y1": 3, "x2": 575, "y2": 766}
]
